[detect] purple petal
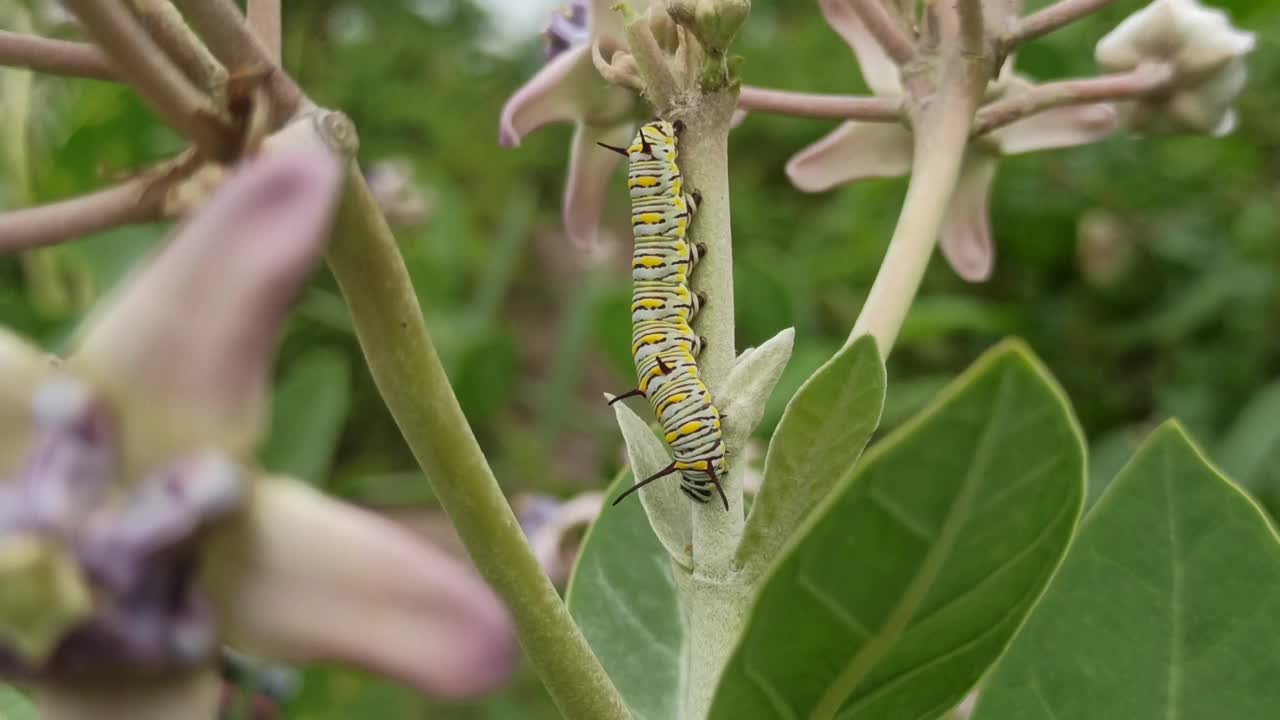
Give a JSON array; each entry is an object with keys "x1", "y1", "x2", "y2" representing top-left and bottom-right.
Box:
[
  {"x1": 939, "y1": 156, "x2": 997, "y2": 282},
  {"x1": 989, "y1": 103, "x2": 1120, "y2": 155},
  {"x1": 818, "y1": 0, "x2": 902, "y2": 95},
  {"x1": 36, "y1": 669, "x2": 222, "y2": 720},
  {"x1": 0, "y1": 329, "x2": 53, "y2": 477},
  {"x1": 564, "y1": 122, "x2": 634, "y2": 248},
  {"x1": 785, "y1": 121, "x2": 913, "y2": 193},
  {"x1": 68, "y1": 152, "x2": 342, "y2": 466},
  {"x1": 211, "y1": 479, "x2": 518, "y2": 699},
  {"x1": 499, "y1": 45, "x2": 594, "y2": 148},
  {"x1": 545, "y1": 1, "x2": 590, "y2": 61}
]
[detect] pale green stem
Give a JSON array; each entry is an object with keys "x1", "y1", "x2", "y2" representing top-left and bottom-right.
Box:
[
  {"x1": 678, "y1": 89, "x2": 747, "y2": 720},
  {"x1": 848, "y1": 57, "x2": 987, "y2": 357},
  {"x1": 325, "y1": 162, "x2": 628, "y2": 720}
]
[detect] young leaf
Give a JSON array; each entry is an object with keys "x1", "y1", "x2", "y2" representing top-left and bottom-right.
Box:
[
  {"x1": 261, "y1": 348, "x2": 352, "y2": 485},
  {"x1": 735, "y1": 335, "x2": 886, "y2": 575},
  {"x1": 708, "y1": 340, "x2": 1085, "y2": 720},
  {"x1": 973, "y1": 422, "x2": 1280, "y2": 720},
  {"x1": 566, "y1": 470, "x2": 686, "y2": 720},
  {"x1": 609, "y1": 394, "x2": 692, "y2": 568},
  {"x1": 720, "y1": 327, "x2": 795, "y2": 452}
]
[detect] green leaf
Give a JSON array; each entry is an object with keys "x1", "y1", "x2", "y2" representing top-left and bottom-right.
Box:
[
  {"x1": 609, "y1": 394, "x2": 692, "y2": 568},
  {"x1": 261, "y1": 348, "x2": 352, "y2": 485},
  {"x1": 721, "y1": 327, "x2": 795, "y2": 453},
  {"x1": 1216, "y1": 379, "x2": 1280, "y2": 498},
  {"x1": 736, "y1": 334, "x2": 886, "y2": 575},
  {"x1": 566, "y1": 470, "x2": 684, "y2": 720},
  {"x1": 0, "y1": 685, "x2": 35, "y2": 720},
  {"x1": 709, "y1": 340, "x2": 1085, "y2": 720},
  {"x1": 973, "y1": 422, "x2": 1280, "y2": 720}
]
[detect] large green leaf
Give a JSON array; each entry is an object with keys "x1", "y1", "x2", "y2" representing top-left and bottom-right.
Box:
[
  {"x1": 261, "y1": 347, "x2": 352, "y2": 485},
  {"x1": 736, "y1": 334, "x2": 885, "y2": 576},
  {"x1": 708, "y1": 341, "x2": 1085, "y2": 720},
  {"x1": 566, "y1": 470, "x2": 685, "y2": 720},
  {"x1": 973, "y1": 422, "x2": 1280, "y2": 720}
]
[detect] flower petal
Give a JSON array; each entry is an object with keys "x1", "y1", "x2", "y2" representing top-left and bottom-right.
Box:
[
  {"x1": 989, "y1": 103, "x2": 1120, "y2": 155},
  {"x1": 499, "y1": 46, "x2": 595, "y2": 148},
  {"x1": 209, "y1": 479, "x2": 517, "y2": 699},
  {"x1": 939, "y1": 156, "x2": 997, "y2": 282},
  {"x1": 590, "y1": 0, "x2": 647, "y2": 49},
  {"x1": 785, "y1": 121, "x2": 913, "y2": 193},
  {"x1": 564, "y1": 121, "x2": 634, "y2": 248},
  {"x1": 0, "y1": 329, "x2": 54, "y2": 477},
  {"x1": 818, "y1": 0, "x2": 902, "y2": 95},
  {"x1": 36, "y1": 670, "x2": 221, "y2": 720},
  {"x1": 68, "y1": 151, "x2": 342, "y2": 472}
]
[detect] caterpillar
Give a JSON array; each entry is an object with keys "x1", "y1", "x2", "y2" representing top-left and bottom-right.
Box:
[{"x1": 600, "y1": 119, "x2": 730, "y2": 511}]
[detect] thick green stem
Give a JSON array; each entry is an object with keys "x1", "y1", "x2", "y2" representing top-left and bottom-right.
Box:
[
  {"x1": 678, "y1": 89, "x2": 745, "y2": 720},
  {"x1": 326, "y1": 162, "x2": 628, "y2": 720},
  {"x1": 848, "y1": 56, "x2": 987, "y2": 357}
]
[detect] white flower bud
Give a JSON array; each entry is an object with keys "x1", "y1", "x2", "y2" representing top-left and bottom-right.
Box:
[{"x1": 1096, "y1": 0, "x2": 1254, "y2": 136}]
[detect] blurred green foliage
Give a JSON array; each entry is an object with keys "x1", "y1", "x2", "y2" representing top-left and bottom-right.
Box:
[{"x1": 0, "y1": 0, "x2": 1277, "y2": 717}]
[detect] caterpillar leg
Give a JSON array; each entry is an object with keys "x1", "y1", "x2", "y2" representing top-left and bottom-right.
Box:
[
  {"x1": 707, "y1": 466, "x2": 728, "y2": 511},
  {"x1": 612, "y1": 462, "x2": 678, "y2": 506},
  {"x1": 608, "y1": 388, "x2": 645, "y2": 405}
]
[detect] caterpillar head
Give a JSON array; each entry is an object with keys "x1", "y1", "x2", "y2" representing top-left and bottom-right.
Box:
[{"x1": 632, "y1": 120, "x2": 681, "y2": 163}]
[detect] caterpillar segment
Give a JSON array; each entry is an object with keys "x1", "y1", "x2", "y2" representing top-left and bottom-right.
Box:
[{"x1": 604, "y1": 119, "x2": 731, "y2": 511}]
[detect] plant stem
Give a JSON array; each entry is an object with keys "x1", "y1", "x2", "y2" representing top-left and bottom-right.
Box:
[
  {"x1": 850, "y1": 0, "x2": 915, "y2": 65},
  {"x1": 849, "y1": 56, "x2": 987, "y2": 356},
  {"x1": 973, "y1": 62, "x2": 1174, "y2": 135},
  {"x1": 677, "y1": 88, "x2": 746, "y2": 720},
  {"x1": 0, "y1": 177, "x2": 167, "y2": 252},
  {"x1": 246, "y1": 0, "x2": 282, "y2": 63},
  {"x1": 62, "y1": 0, "x2": 236, "y2": 161},
  {"x1": 737, "y1": 86, "x2": 902, "y2": 121},
  {"x1": 0, "y1": 31, "x2": 116, "y2": 81},
  {"x1": 1011, "y1": 0, "x2": 1115, "y2": 45},
  {"x1": 325, "y1": 162, "x2": 628, "y2": 720},
  {"x1": 127, "y1": 0, "x2": 227, "y2": 98},
  {"x1": 171, "y1": 0, "x2": 304, "y2": 123}
]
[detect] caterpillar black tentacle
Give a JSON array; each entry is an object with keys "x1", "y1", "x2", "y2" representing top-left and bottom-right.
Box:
[{"x1": 609, "y1": 120, "x2": 729, "y2": 510}]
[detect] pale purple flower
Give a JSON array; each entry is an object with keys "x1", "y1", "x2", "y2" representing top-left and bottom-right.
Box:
[
  {"x1": 786, "y1": 0, "x2": 1121, "y2": 282},
  {"x1": 1095, "y1": 0, "x2": 1254, "y2": 136},
  {"x1": 498, "y1": 1, "x2": 645, "y2": 248},
  {"x1": 519, "y1": 492, "x2": 604, "y2": 587},
  {"x1": 0, "y1": 151, "x2": 517, "y2": 717}
]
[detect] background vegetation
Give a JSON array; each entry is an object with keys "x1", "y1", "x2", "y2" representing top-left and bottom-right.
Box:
[{"x1": 1, "y1": 0, "x2": 1277, "y2": 717}]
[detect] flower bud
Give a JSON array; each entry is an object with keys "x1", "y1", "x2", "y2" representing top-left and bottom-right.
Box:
[
  {"x1": 666, "y1": 0, "x2": 750, "y2": 54},
  {"x1": 1096, "y1": 0, "x2": 1254, "y2": 136}
]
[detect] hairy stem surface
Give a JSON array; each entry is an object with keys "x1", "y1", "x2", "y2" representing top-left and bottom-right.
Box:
[
  {"x1": 738, "y1": 86, "x2": 902, "y2": 121},
  {"x1": 678, "y1": 88, "x2": 746, "y2": 720},
  {"x1": 326, "y1": 163, "x2": 628, "y2": 720}
]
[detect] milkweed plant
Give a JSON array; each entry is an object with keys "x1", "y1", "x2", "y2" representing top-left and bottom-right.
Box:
[{"x1": 0, "y1": 0, "x2": 1269, "y2": 719}]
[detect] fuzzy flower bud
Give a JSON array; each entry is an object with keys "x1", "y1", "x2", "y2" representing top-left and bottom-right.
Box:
[
  {"x1": 666, "y1": 0, "x2": 750, "y2": 54},
  {"x1": 1095, "y1": 0, "x2": 1254, "y2": 136}
]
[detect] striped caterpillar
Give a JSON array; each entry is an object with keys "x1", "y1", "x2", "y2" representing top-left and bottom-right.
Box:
[{"x1": 601, "y1": 120, "x2": 730, "y2": 511}]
